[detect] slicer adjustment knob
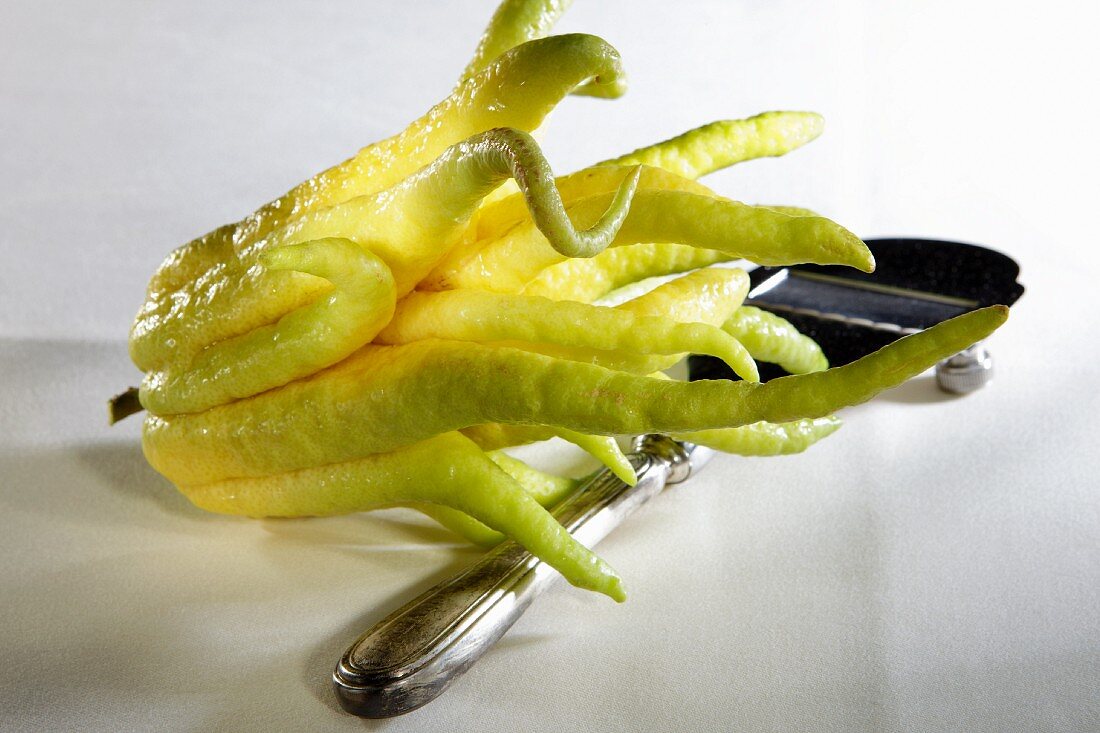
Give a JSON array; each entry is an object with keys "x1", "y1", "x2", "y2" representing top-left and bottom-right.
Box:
[{"x1": 935, "y1": 342, "x2": 993, "y2": 394}]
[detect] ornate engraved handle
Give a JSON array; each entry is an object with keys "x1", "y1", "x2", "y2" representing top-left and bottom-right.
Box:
[{"x1": 333, "y1": 435, "x2": 713, "y2": 718}]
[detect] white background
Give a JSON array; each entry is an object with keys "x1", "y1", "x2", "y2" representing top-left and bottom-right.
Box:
[{"x1": 1, "y1": 1, "x2": 1097, "y2": 731}]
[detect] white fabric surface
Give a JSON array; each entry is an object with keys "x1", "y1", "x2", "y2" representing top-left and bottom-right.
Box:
[{"x1": 1, "y1": 1, "x2": 1097, "y2": 731}]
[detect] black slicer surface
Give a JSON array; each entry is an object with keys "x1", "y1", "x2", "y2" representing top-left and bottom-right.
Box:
[{"x1": 689, "y1": 238, "x2": 1024, "y2": 382}]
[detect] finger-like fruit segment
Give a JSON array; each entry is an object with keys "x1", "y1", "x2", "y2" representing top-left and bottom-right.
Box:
[
  {"x1": 724, "y1": 306, "x2": 829, "y2": 375},
  {"x1": 144, "y1": 307, "x2": 1006, "y2": 488},
  {"x1": 180, "y1": 431, "x2": 624, "y2": 601},
  {"x1": 675, "y1": 417, "x2": 841, "y2": 456},
  {"x1": 140, "y1": 239, "x2": 396, "y2": 415},
  {"x1": 378, "y1": 288, "x2": 757, "y2": 381},
  {"x1": 458, "y1": 0, "x2": 575, "y2": 86},
  {"x1": 600, "y1": 111, "x2": 825, "y2": 180},
  {"x1": 522, "y1": 242, "x2": 730, "y2": 304}
]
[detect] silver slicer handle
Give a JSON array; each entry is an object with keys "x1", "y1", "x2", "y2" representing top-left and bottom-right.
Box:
[{"x1": 332, "y1": 435, "x2": 713, "y2": 718}]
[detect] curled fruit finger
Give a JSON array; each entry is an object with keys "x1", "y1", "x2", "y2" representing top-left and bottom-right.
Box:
[
  {"x1": 428, "y1": 189, "x2": 872, "y2": 293},
  {"x1": 132, "y1": 128, "x2": 638, "y2": 373}
]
